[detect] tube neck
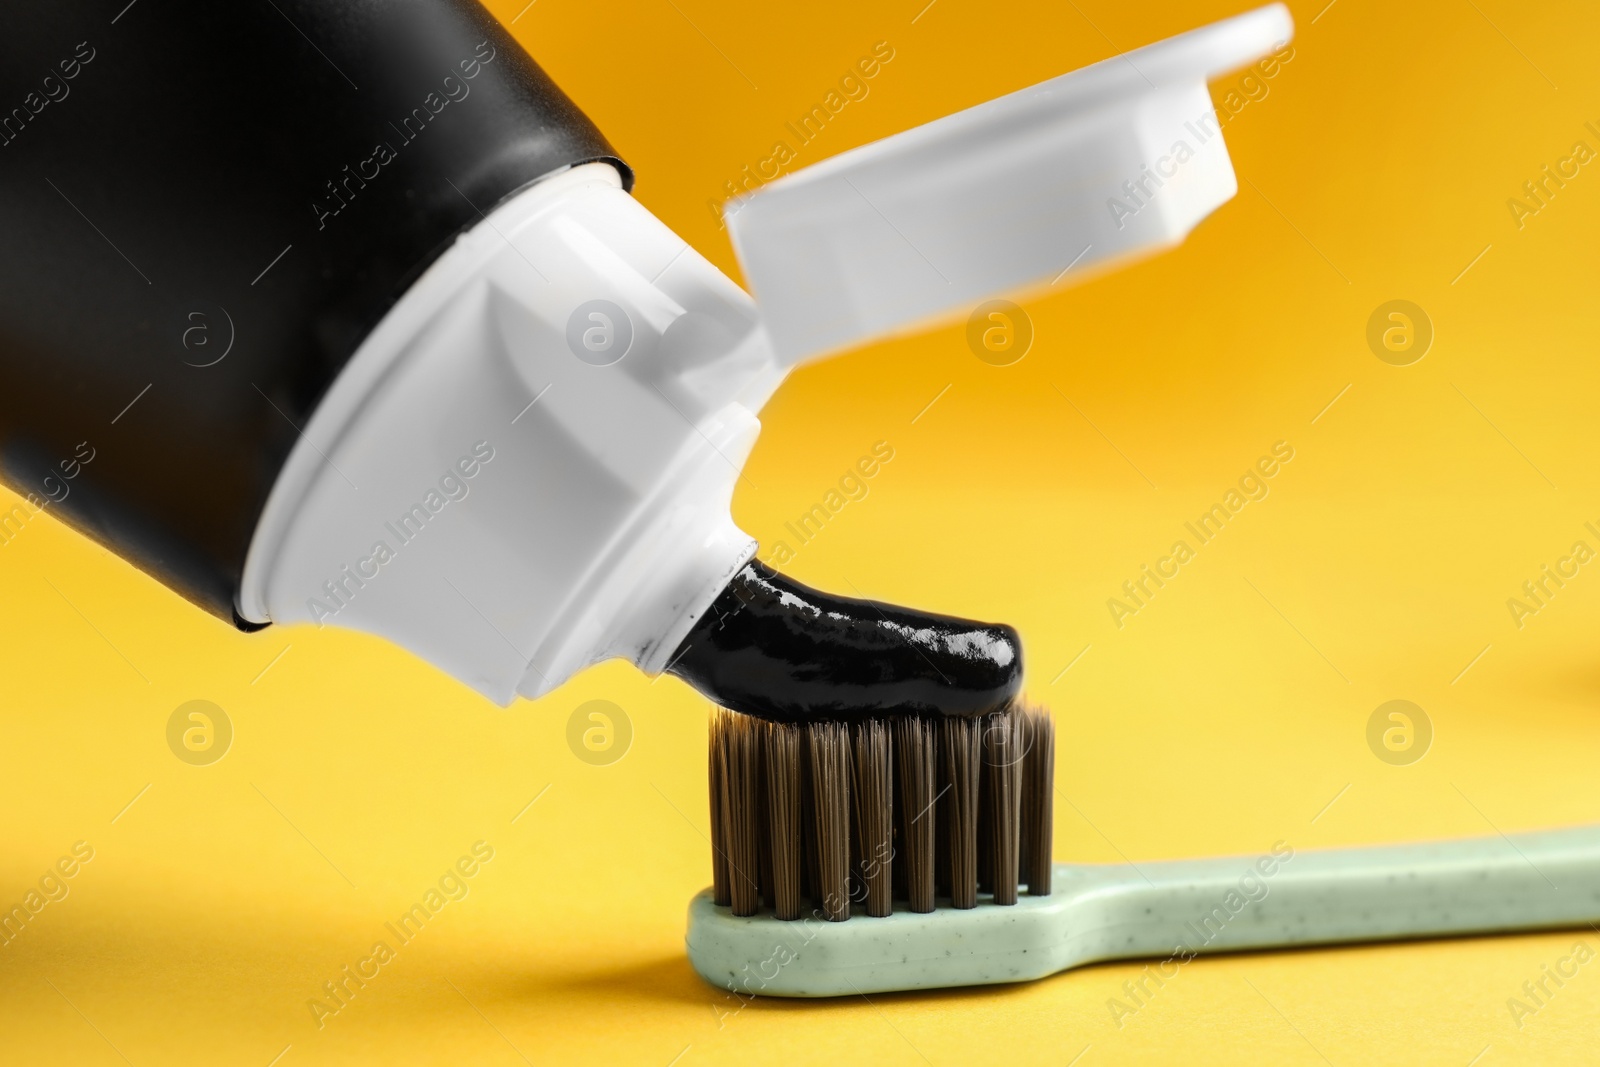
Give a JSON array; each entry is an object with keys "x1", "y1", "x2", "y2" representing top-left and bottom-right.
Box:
[{"x1": 241, "y1": 164, "x2": 782, "y2": 704}]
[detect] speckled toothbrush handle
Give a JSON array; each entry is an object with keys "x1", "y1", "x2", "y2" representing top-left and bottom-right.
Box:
[
  {"x1": 1067, "y1": 824, "x2": 1600, "y2": 966},
  {"x1": 685, "y1": 825, "x2": 1600, "y2": 998}
]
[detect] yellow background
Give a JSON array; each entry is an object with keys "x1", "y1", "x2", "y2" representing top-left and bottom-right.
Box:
[{"x1": 3, "y1": 0, "x2": 1599, "y2": 1062}]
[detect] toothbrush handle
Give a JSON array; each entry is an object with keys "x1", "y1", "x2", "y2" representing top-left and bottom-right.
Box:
[{"x1": 1069, "y1": 825, "x2": 1600, "y2": 964}]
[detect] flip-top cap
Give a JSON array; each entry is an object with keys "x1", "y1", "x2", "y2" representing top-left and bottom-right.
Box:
[{"x1": 727, "y1": 4, "x2": 1294, "y2": 366}]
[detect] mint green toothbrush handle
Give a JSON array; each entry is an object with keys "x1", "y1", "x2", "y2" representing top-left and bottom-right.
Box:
[
  {"x1": 685, "y1": 825, "x2": 1600, "y2": 997},
  {"x1": 1059, "y1": 824, "x2": 1600, "y2": 966}
]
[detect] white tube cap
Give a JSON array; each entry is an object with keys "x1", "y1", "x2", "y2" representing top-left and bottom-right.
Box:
[{"x1": 726, "y1": 4, "x2": 1294, "y2": 366}]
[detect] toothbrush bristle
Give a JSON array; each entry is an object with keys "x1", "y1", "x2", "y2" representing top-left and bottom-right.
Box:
[
  {"x1": 709, "y1": 704, "x2": 1054, "y2": 920},
  {"x1": 851, "y1": 720, "x2": 894, "y2": 917},
  {"x1": 894, "y1": 717, "x2": 937, "y2": 913},
  {"x1": 984, "y1": 711, "x2": 1025, "y2": 906},
  {"x1": 1020, "y1": 706, "x2": 1055, "y2": 895},
  {"x1": 712, "y1": 709, "x2": 763, "y2": 916},
  {"x1": 708, "y1": 718, "x2": 729, "y2": 907},
  {"x1": 764, "y1": 723, "x2": 803, "y2": 920},
  {"x1": 808, "y1": 720, "x2": 851, "y2": 921},
  {"x1": 941, "y1": 717, "x2": 982, "y2": 909}
]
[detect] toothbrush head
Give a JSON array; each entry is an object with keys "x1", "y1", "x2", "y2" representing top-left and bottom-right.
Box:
[{"x1": 695, "y1": 704, "x2": 1056, "y2": 996}]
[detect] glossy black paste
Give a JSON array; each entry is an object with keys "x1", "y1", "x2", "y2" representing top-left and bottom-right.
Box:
[{"x1": 666, "y1": 561, "x2": 1023, "y2": 722}]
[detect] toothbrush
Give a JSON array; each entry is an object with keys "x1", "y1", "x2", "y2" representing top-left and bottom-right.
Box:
[
  {"x1": 689, "y1": 707, "x2": 1600, "y2": 998},
  {"x1": 690, "y1": 824, "x2": 1600, "y2": 998}
]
